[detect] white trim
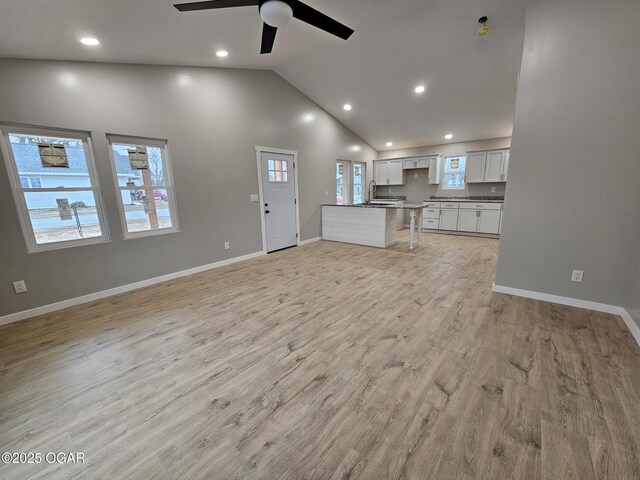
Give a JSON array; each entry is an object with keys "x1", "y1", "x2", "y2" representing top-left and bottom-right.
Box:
[
  {"x1": 299, "y1": 236, "x2": 322, "y2": 246},
  {"x1": 0, "y1": 251, "x2": 266, "y2": 326},
  {"x1": 492, "y1": 283, "x2": 640, "y2": 348},
  {"x1": 106, "y1": 135, "x2": 180, "y2": 240},
  {"x1": 0, "y1": 123, "x2": 111, "y2": 253},
  {"x1": 255, "y1": 146, "x2": 301, "y2": 253},
  {"x1": 620, "y1": 309, "x2": 640, "y2": 348},
  {"x1": 492, "y1": 283, "x2": 622, "y2": 314}
]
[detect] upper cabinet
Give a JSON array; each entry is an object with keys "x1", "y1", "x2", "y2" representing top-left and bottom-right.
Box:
[
  {"x1": 466, "y1": 152, "x2": 486, "y2": 183},
  {"x1": 466, "y1": 149, "x2": 510, "y2": 183},
  {"x1": 374, "y1": 159, "x2": 405, "y2": 185},
  {"x1": 402, "y1": 157, "x2": 429, "y2": 169},
  {"x1": 428, "y1": 156, "x2": 441, "y2": 184}
]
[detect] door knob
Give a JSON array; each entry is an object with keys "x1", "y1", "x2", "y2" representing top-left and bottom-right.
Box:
[
  {"x1": 264, "y1": 203, "x2": 269, "y2": 207},
  {"x1": 265, "y1": 210, "x2": 270, "y2": 214}
]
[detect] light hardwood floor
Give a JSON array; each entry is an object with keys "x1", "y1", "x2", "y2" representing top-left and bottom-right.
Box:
[{"x1": 1, "y1": 232, "x2": 640, "y2": 479}]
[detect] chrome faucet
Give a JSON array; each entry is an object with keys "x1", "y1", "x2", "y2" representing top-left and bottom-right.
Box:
[{"x1": 367, "y1": 180, "x2": 377, "y2": 203}]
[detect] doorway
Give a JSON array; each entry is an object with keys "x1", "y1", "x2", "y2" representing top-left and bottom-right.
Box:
[{"x1": 257, "y1": 148, "x2": 299, "y2": 253}]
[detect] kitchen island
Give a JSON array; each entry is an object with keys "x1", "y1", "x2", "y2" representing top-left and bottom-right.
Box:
[{"x1": 322, "y1": 203, "x2": 424, "y2": 251}]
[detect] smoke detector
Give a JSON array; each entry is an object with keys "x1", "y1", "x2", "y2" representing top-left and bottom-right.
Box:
[{"x1": 477, "y1": 16, "x2": 492, "y2": 37}]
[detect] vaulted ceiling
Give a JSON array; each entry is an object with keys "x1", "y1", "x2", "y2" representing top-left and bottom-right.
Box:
[{"x1": 0, "y1": 0, "x2": 527, "y2": 151}]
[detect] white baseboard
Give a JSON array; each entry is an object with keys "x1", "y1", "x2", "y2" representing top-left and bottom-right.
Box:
[
  {"x1": 492, "y1": 283, "x2": 640, "y2": 347},
  {"x1": 0, "y1": 251, "x2": 266, "y2": 327},
  {"x1": 299, "y1": 237, "x2": 322, "y2": 246},
  {"x1": 620, "y1": 308, "x2": 640, "y2": 348}
]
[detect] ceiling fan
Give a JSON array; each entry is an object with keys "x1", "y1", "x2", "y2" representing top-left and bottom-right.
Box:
[{"x1": 173, "y1": 0, "x2": 354, "y2": 54}]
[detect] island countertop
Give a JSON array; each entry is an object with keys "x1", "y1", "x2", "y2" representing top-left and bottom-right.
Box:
[{"x1": 322, "y1": 203, "x2": 425, "y2": 209}]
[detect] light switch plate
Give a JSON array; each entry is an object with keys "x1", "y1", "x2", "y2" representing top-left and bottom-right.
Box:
[
  {"x1": 13, "y1": 280, "x2": 27, "y2": 294},
  {"x1": 250, "y1": 194, "x2": 259, "y2": 202}
]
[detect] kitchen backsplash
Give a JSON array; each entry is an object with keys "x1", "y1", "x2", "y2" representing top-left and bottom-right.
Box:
[{"x1": 375, "y1": 169, "x2": 506, "y2": 224}]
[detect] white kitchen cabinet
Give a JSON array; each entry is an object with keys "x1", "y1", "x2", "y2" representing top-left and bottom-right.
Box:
[
  {"x1": 457, "y1": 210, "x2": 479, "y2": 232},
  {"x1": 477, "y1": 210, "x2": 501, "y2": 234},
  {"x1": 502, "y1": 150, "x2": 510, "y2": 181},
  {"x1": 387, "y1": 160, "x2": 404, "y2": 185},
  {"x1": 466, "y1": 149, "x2": 510, "y2": 183},
  {"x1": 484, "y1": 150, "x2": 505, "y2": 182},
  {"x1": 439, "y1": 208, "x2": 459, "y2": 230},
  {"x1": 466, "y1": 152, "x2": 486, "y2": 183},
  {"x1": 374, "y1": 161, "x2": 388, "y2": 185},
  {"x1": 374, "y1": 160, "x2": 405, "y2": 185},
  {"x1": 422, "y1": 218, "x2": 439, "y2": 229},
  {"x1": 428, "y1": 156, "x2": 441, "y2": 184},
  {"x1": 403, "y1": 157, "x2": 429, "y2": 169}
]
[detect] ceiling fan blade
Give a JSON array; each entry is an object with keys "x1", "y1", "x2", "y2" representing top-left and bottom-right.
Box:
[
  {"x1": 174, "y1": 0, "x2": 258, "y2": 12},
  {"x1": 261, "y1": 23, "x2": 278, "y2": 54},
  {"x1": 292, "y1": 1, "x2": 354, "y2": 40}
]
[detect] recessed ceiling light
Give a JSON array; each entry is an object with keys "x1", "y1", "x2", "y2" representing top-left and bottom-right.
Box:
[
  {"x1": 444, "y1": 133, "x2": 454, "y2": 140},
  {"x1": 343, "y1": 104, "x2": 352, "y2": 111},
  {"x1": 414, "y1": 85, "x2": 425, "y2": 94},
  {"x1": 216, "y1": 50, "x2": 229, "y2": 58},
  {"x1": 80, "y1": 37, "x2": 100, "y2": 46},
  {"x1": 386, "y1": 142, "x2": 393, "y2": 147}
]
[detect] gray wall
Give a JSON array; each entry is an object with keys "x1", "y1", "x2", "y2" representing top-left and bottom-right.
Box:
[
  {"x1": 625, "y1": 238, "x2": 640, "y2": 328},
  {"x1": 0, "y1": 59, "x2": 376, "y2": 317},
  {"x1": 376, "y1": 137, "x2": 510, "y2": 209},
  {"x1": 495, "y1": 0, "x2": 640, "y2": 307}
]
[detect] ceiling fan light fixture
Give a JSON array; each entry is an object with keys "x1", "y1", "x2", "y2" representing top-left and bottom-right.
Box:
[{"x1": 260, "y1": 0, "x2": 293, "y2": 28}]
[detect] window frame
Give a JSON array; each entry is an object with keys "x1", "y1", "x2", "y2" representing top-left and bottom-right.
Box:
[
  {"x1": 352, "y1": 161, "x2": 366, "y2": 204},
  {"x1": 0, "y1": 123, "x2": 110, "y2": 253},
  {"x1": 106, "y1": 134, "x2": 180, "y2": 239},
  {"x1": 442, "y1": 155, "x2": 467, "y2": 190}
]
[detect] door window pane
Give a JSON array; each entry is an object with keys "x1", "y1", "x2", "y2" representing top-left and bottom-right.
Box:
[{"x1": 268, "y1": 158, "x2": 289, "y2": 183}]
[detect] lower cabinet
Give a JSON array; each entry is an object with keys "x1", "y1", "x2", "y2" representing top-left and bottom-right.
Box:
[
  {"x1": 457, "y1": 210, "x2": 479, "y2": 232},
  {"x1": 440, "y1": 209, "x2": 459, "y2": 230},
  {"x1": 477, "y1": 210, "x2": 501, "y2": 234},
  {"x1": 423, "y1": 201, "x2": 503, "y2": 235}
]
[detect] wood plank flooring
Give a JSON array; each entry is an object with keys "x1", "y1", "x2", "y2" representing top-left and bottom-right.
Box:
[{"x1": 1, "y1": 231, "x2": 639, "y2": 479}]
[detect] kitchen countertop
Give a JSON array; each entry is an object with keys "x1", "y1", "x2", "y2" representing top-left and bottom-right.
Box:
[
  {"x1": 323, "y1": 203, "x2": 424, "y2": 209},
  {"x1": 425, "y1": 197, "x2": 505, "y2": 203}
]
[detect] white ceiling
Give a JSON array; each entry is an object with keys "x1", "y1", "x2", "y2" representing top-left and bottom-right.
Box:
[{"x1": 0, "y1": 0, "x2": 527, "y2": 151}]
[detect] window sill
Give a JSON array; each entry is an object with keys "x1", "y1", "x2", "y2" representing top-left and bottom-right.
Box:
[
  {"x1": 122, "y1": 227, "x2": 180, "y2": 240},
  {"x1": 27, "y1": 236, "x2": 111, "y2": 254}
]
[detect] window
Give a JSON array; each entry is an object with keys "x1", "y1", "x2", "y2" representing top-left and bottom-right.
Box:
[
  {"x1": 336, "y1": 160, "x2": 350, "y2": 204},
  {"x1": 268, "y1": 159, "x2": 288, "y2": 182},
  {"x1": 443, "y1": 156, "x2": 467, "y2": 189},
  {"x1": 0, "y1": 125, "x2": 109, "y2": 252},
  {"x1": 107, "y1": 135, "x2": 179, "y2": 238},
  {"x1": 353, "y1": 162, "x2": 366, "y2": 204}
]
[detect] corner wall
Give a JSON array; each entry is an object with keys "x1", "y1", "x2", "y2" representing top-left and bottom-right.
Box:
[
  {"x1": 0, "y1": 59, "x2": 376, "y2": 317},
  {"x1": 494, "y1": 0, "x2": 640, "y2": 307}
]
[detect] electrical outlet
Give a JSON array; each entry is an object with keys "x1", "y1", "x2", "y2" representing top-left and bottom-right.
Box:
[
  {"x1": 571, "y1": 270, "x2": 584, "y2": 283},
  {"x1": 224, "y1": 242, "x2": 230, "y2": 250},
  {"x1": 13, "y1": 280, "x2": 27, "y2": 294},
  {"x1": 491, "y1": 187, "x2": 496, "y2": 193},
  {"x1": 325, "y1": 191, "x2": 329, "y2": 197}
]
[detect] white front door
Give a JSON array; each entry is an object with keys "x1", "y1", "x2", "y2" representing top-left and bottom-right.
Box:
[{"x1": 261, "y1": 152, "x2": 297, "y2": 253}]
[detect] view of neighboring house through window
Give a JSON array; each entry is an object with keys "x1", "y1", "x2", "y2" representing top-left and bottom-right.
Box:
[
  {"x1": 443, "y1": 156, "x2": 467, "y2": 189},
  {"x1": 107, "y1": 135, "x2": 178, "y2": 237},
  {"x1": 353, "y1": 162, "x2": 365, "y2": 204},
  {"x1": 0, "y1": 125, "x2": 108, "y2": 251}
]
